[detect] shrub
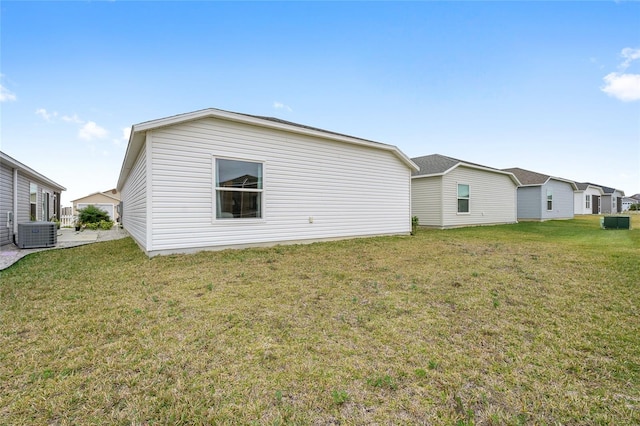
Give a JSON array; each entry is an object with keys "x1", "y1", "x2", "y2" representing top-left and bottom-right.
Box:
[
  {"x1": 84, "y1": 220, "x2": 114, "y2": 231},
  {"x1": 411, "y1": 216, "x2": 419, "y2": 235},
  {"x1": 99, "y1": 220, "x2": 114, "y2": 230},
  {"x1": 77, "y1": 205, "x2": 111, "y2": 224}
]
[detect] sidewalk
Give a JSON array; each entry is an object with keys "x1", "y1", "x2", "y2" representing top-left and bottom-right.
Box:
[{"x1": 0, "y1": 227, "x2": 129, "y2": 271}]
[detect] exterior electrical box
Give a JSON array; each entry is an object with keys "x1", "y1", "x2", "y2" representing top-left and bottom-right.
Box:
[
  {"x1": 602, "y1": 216, "x2": 631, "y2": 230},
  {"x1": 17, "y1": 222, "x2": 57, "y2": 248}
]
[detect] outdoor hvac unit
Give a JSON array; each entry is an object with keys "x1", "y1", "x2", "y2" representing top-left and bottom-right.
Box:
[{"x1": 17, "y1": 222, "x2": 57, "y2": 249}]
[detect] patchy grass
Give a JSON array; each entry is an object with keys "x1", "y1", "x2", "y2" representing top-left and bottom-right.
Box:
[{"x1": 1, "y1": 215, "x2": 639, "y2": 424}]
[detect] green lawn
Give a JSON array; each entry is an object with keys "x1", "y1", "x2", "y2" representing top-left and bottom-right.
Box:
[{"x1": 1, "y1": 215, "x2": 639, "y2": 425}]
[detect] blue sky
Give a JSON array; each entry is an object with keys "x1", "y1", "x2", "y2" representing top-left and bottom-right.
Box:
[{"x1": 1, "y1": 1, "x2": 639, "y2": 204}]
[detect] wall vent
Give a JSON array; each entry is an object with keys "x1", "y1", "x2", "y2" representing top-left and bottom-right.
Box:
[{"x1": 17, "y1": 222, "x2": 57, "y2": 249}]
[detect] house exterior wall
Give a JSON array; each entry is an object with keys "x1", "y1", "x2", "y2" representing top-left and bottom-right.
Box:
[
  {"x1": 516, "y1": 186, "x2": 542, "y2": 219},
  {"x1": 574, "y1": 187, "x2": 602, "y2": 215},
  {"x1": 600, "y1": 190, "x2": 625, "y2": 214},
  {"x1": 412, "y1": 166, "x2": 517, "y2": 228},
  {"x1": 541, "y1": 180, "x2": 574, "y2": 220},
  {"x1": 441, "y1": 166, "x2": 517, "y2": 228},
  {"x1": 411, "y1": 176, "x2": 442, "y2": 227},
  {"x1": 127, "y1": 117, "x2": 412, "y2": 256},
  {"x1": 518, "y1": 180, "x2": 574, "y2": 220},
  {"x1": 121, "y1": 141, "x2": 148, "y2": 250},
  {"x1": 613, "y1": 190, "x2": 624, "y2": 213},
  {"x1": 0, "y1": 162, "x2": 13, "y2": 245},
  {"x1": 601, "y1": 195, "x2": 613, "y2": 214},
  {"x1": 16, "y1": 173, "x2": 60, "y2": 223}
]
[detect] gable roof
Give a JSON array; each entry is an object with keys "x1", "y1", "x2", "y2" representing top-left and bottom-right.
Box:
[
  {"x1": 574, "y1": 182, "x2": 605, "y2": 194},
  {"x1": 71, "y1": 191, "x2": 120, "y2": 203},
  {"x1": 502, "y1": 167, "x2": 578, "y2": 190},
  {"x1": 0, "y1": 151, "x2": 66, "y2": 191},
  {"x1": 412, "y1": 154, "x2": 521, "y2": 185},
  {"x1": 118, "y1": 108, "x2": 418, "y2": 190},
  {"x1": 581, "y1": 182, "x2": 624, "y2": 196}
]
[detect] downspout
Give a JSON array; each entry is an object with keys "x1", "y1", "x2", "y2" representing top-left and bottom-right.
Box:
[{"x1": 13, "y1": 168, "x2": 18, "y2": 239}]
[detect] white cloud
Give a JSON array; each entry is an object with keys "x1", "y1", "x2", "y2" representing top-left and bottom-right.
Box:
[
  {"x1": 620, "y1": 47, "x2": 640, "y2": 70},
  {"x1": 273, "y1": 101, "x2": 293, "y2": 112},
  {"x1": 602, "y1": 73, "x2": 640, "y2": 102},
  {"x1": 601, "y1": 47, "x2": 640, "y2": 102},
  {"x1": 35, "y1": 108, "x2": 57, "y2": 122},
  {"x1": 0, "y1": 85, "x2": 16, "y2": 102},
  {"x1": 62, "y1": 114, "x2": 83, "y2": 124},
  {"x1": 79, "y1": 121, "x2": 109, "y2": 140}
]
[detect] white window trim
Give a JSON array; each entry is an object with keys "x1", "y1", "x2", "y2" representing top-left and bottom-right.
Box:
[
  {"x1": 29, "y1": 182, "x2": 38, "y2": 221},
  {"x1": 212, "y1": 155, "x2": 266, "y2": 224},
  {"x1": 457, "y1": 183, "x2": 470, "y2": 215},
  {"x1": 546, "y1": 189, "x2": 553, "y2": 211}
]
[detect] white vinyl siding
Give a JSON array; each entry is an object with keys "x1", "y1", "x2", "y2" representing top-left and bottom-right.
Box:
[
  {"x1": 411, "y1": 166, "x2": 518, "y2": 228},
  {"x1": 442, "y1": 167, "x2": 517, "y2": 228},
  {"x1": 121, "y1": 140, "x2": 148, "y2": 249},
  {"x1": 145, "y1": 117, "x2": 411, "y2": 254},
  {"x1": 411, "y1": 176, "x2": 442, "y2": 227},
  {"x1": 574, "y1": 187, "x2": 601, "y2": 215}
]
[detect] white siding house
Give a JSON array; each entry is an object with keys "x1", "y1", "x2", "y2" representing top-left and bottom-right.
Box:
[
  {"x1": 0, "y1": 151, "x2": 66, "y2": 246},
  {"x1": 573, "y1": 183, "x2": 604, "y2": 215},
  {"x1": 116, "y1": 108, "x2": 418, "y2": 257},
  {"x1": 411, "y1": 154, "x2": 520, "y2": 228},
  {"x1": 503, "y1": 168, "x2": 577, "y2": 221}
]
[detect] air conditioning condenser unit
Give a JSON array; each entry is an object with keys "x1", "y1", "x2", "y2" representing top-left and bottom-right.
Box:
[{"x1": 17, "y1": 222, "x2": 57, "y2": 249}]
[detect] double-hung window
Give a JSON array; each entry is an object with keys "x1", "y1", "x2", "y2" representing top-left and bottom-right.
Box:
[
  {"x1": 547, "y1": 189, "x2": 553, "y2": 211},
  {"x1": 585, "y1": 194, "x2": 590, "y2": 209},
  {"x1": 215, "y1": 158, "x2": 263, "y2": 219},
  {"x1": 457, "y1": 184, "x2": 470, "y2": 214},
  {"x1": 30, "y1": 183, "x2": 37, "y2": 221}
]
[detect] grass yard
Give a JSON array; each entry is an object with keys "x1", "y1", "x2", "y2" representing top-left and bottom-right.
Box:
[{"x1": 1, "y1": 215, "x2": 639, "y2": 425}]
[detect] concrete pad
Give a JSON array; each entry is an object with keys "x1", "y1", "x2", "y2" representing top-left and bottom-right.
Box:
[{"x1": 0, "y1": 227, "x2": 129, "y2": 271}]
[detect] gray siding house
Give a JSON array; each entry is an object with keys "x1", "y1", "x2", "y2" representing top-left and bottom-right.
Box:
[
  {"x1": 503, "y1": 168, "x2": 577, "y2": 221},
  {"x1": 0, "y1": 151, "x2": 66, "y2": 246},
  {"x1": 411, "y1": 154, "x2": 520, "y2": 228},
  {"x1": 116, "y1": 108, "x2": 418, "y2": 257}
]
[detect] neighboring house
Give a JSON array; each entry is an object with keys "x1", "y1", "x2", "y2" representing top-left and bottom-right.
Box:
[
  {"x1": 621, "y1": 196, "x2": 636, "y2": 212},
  {"x1": 0, "y1": 151, "x2": 66, "y2": 246},
  {"x1": 503, "y1": 167, "x2": 577, "y2": 221},
  {"x1": 573, "y1": 182, "x2": 604, "y2": 215},
  {"x1": 580, "y1": 183, "x2": 625, "y2": 214},
  {"x1": 411, "y1": 154, "x2": 520, "y2": 228},
  {"x1": 72, "y1": 189, "x2": 121, "y2": 222},
  {"x1": 116, "y1": 108, "x2": 418, "y2": 257}
]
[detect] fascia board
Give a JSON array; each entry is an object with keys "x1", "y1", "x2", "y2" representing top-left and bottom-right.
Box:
[{"x1": 412, "y1": 163, "x2": 522, "y2": 186}]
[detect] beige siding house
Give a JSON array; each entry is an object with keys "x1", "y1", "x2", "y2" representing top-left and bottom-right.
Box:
[
  {"x1": 411, "y1": 154, "x2": 520, "y2": 228},
  {"x1": 117, "y1": 108, "x2": 418, "y2": 257},
  {"x1": 72, "y1": 189, "x2": 121, "y2": 222},
  {"x1": 1, "y1": 151, "x2": 66, "y2": 246}
]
